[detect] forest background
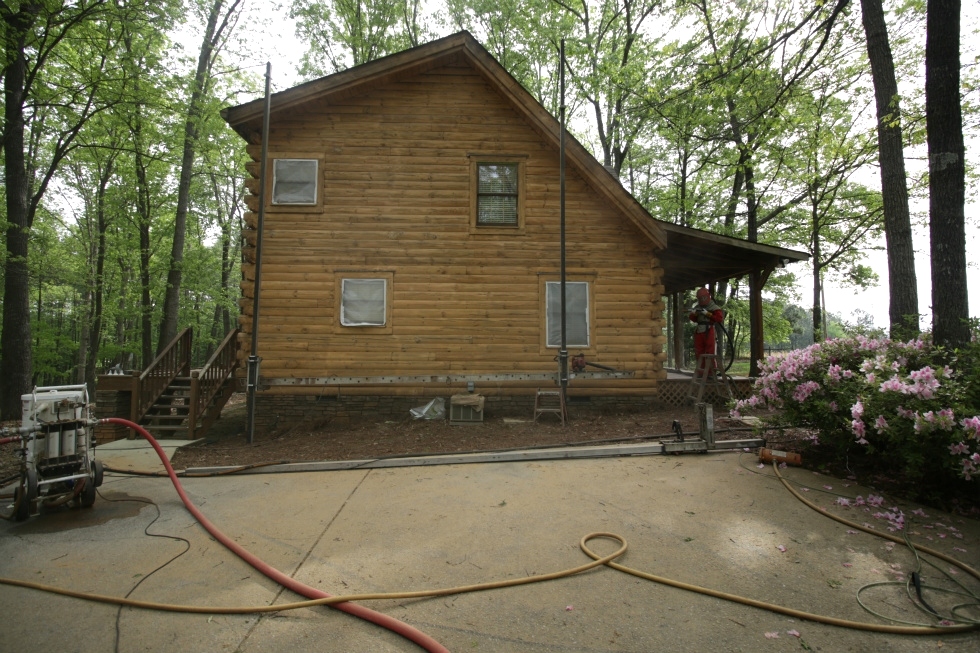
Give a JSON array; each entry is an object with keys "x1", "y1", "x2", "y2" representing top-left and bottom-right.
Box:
[{"x1": 1, "y1": 0, "x2": 977, "y2": 420}]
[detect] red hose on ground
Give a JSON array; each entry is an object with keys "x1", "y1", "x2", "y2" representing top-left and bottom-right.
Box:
[
  {"x1": 0, "y1": 436, "x2": 20, "y2": 445},
  {"x1": 103, "y1": 418, "x2": 449, "y2": 653}
]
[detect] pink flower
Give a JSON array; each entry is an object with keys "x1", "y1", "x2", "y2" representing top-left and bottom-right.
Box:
[
  {"x1": 765, "y1": 631, "x2": 780, "y2": 639},
  {"x1": 936, "y1": 408, "x2": 956, "y2": 430},
  {"x1": 879, "y1": 375, "x2": 908, "y2": 393},
  {"x1": 950, "y1": 442, "x2": 970, "y2": 455},
  {"x1": 874, "y1": 415, "x2": 889, "y2": 433},
  {"x1": 787, "y1": 629, "x2": 801, "y2": 637},
  {"x1": 793, "y1": 380, "x2": 821, "y2": 403},
  {"x1": 826, "y1": 364, "x2": 842, "y2": 382},
  {"x1": 960, "y1": 416, "x2": 980, "y2": 440},
  {"x1": 777, "y1": 545, "x2": 787, "y2": 552},
  {"x1": 851, "y1": 401, "x2": 864, "y2": 419},
  {"x1": 851, "y1": 419, "x2": 867, "y2": 444}
]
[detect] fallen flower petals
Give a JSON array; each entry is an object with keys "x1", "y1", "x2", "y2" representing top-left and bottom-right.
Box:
[
  {"x1": 846, "y1": 529, "x2": 859, "y2": 534},
  {"x1": 786, "y1": 630, "x2": 801, "y2": 638},
  {"x1": 823, "y1": 485, "x2": 834, "y2": 490},
  {"x1": 953, "y1": 547, "x2": 967, "y2": 553},
  {"x1": 764, "y1": 632, "x2": 780, "y2": 639},
  {"x1": 842, "y1": 563, "x2": 852, "y2": 567},
  {"x1": 565, "y1": 605, "x2": 574, "y2": 611},
  {"x1": 777, "y1": 545, "x2": 787, "y2": 552}
]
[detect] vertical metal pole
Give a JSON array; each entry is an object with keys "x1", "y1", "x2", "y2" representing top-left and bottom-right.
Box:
[
  {"x1": 559, "y1": 39, "x2": 568, "y2": 406},
  {"x1": 246, "y1": 63, "x2": 272, "y2": 444}
]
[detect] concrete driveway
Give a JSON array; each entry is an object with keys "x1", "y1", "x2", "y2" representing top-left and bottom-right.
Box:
[{"x1": 1, "y1": 445, "x2": 978, "y2": 653}]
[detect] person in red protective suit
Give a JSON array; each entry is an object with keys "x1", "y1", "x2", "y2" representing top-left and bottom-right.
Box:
[{"x1": 689, "y1": 287, "x2": 724, "y2": 377}]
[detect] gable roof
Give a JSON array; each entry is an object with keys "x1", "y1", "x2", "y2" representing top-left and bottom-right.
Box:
[
  {"x1": 222, "y1": 31, "x2": 667, "y2": 249},
  {"x1": 222, "y1": 31, "x2": 809, "y2": 293}
]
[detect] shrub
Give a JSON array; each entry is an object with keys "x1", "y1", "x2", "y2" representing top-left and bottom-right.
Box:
[{"x1": 732, "y1": 333, "x2": 980, "y2": 507}]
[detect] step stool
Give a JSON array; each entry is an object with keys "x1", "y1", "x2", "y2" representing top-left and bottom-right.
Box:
[
  {"x1": 688, "y1": 354, "x2": 733, "y2": 404},
  {"x1": 533, "y1": 389, "x2": 567, "y2": 425}
]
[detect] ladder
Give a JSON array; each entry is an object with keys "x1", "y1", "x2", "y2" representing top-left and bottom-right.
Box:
[
  {"x1": 533, "y1": 389, "x2": 567, "y2": 425},
  {"x1": 688, "y1": 354, "x2": 733, "y2": 404}
]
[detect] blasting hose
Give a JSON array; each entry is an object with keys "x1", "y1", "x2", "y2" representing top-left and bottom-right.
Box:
[{"x1": 0, "y1": 423, "x2": 977, "y2": 647}]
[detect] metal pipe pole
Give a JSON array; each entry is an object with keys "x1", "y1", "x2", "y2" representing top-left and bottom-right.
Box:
[
  {"x1": 246, "y1": 63, "x2": 272, "y2": 444},
  {"x1": 559, "y1": 39, "x2": 568, "y2": 403}
]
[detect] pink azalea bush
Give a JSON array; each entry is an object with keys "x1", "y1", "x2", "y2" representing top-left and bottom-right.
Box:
[{"x1": 732, "y1": 334, "x2": 980, "y2": 505}]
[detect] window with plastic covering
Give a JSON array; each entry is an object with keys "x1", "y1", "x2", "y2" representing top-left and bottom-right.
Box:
[
  {"x1": 545, "y1": 281, "x2": 590, "y2": 348},
  {"x1": 340, "y1": 278, "x2": 387, "y2": 326},
  {"x1": 272, "y1": 159, "x2": 318, "y2": 205}
]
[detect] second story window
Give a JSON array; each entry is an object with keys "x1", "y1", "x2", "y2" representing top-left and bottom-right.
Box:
[
  {"x1": 476, "y1": 163, "x2": 519, "y2": 226},
  {"x1": 272, "y1": 159, "x2": 318, "y2": 205}
]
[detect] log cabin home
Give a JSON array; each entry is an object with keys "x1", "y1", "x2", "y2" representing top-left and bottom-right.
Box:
[{"x1": 221, "y1": 31, "x2": 807, "y2": 431}]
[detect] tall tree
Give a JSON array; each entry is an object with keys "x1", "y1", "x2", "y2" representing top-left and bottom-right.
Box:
[
  {"x1": 925, "y1": 0, "x2": 969, "y2": 347},
  {"x1": 859, "y1": 0, "x2": 919, "y2": 339},
  {"x1": 0, "y1": 0, "x2": 117, "y2": 418},
  {"x1": 290, "y1": 0, "x2": 428, "y2": 76},
  {"x1": 157, "y1": 0, "x2": 242, "y2": 353}
]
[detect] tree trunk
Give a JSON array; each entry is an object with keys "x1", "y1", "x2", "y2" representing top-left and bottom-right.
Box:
[
  {"x1": 926, "y1": 0, "x2": 969, "y2": 348},
  {"x1": 84, "y1": 160, "x2": 113, "y2": 390},
  {"x1": 811, "y1": 199, "x2": 823, "y2": 341},
  {"x1": 860, "y1": 0, "x2": 920, "y2": 339},
  {"x1": 1, "y1": 15, "x2": 35, "y2": 419},
  {"x1": 157, "y1": 0, "x2": 232, "y2": 353}
]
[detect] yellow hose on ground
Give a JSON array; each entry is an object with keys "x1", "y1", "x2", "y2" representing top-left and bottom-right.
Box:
[{"x1": 1, "y1": 464, "x2": 977, "y2": 637}]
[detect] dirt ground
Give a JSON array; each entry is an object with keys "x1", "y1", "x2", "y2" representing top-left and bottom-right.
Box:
[
  {"x1": 3, "y1": 393, "x2": 977, "y2": 515},
  {"x1": 167, "y1": 393, "x2": 764, "y2": 469}
]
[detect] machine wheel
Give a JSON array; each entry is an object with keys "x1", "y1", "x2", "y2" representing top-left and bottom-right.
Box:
[
  {"x1": 80, "y1": 478, "x2": 96, "y2": 508},
  {"x1": 13, "y1": 468, "x2": 38, "y2": 521},
  {"x1": 92, "y1": 459, "x2": 104, "y2": 487}
]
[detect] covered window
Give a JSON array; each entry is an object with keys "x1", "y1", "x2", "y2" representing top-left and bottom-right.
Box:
[
  {"x1": 272, "y1": 159, "x2": 318, "y2": 205},
  {"x1": 546, "y1": 281, "x2": 589, "y2": 347},
  {"x1": 476, "y1": 163, "x2": 519, "y2": 225},
  {"x1": 340, "y1": 278, "x2": 387, "y2": 326}
]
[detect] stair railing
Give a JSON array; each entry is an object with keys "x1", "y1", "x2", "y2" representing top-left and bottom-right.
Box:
[
  {"x1": 133, "y1": 328, "x2": 192, "y2": 421},
  {"x1": 187, "y1": 328, "x2": 240, "y2": 438}
]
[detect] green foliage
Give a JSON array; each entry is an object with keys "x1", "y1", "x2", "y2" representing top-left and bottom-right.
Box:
[
  {"x1": 290, "y1": 0, "x2": 435, "y2": 76},
  {"x1": 734, "y1": 333, "x2": 980, "y2": 508}
]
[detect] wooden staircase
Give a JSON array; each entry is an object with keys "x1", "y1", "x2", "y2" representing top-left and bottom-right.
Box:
[
  {"x1": 140, "y1": 371, "x2": 237, "y2": 440},
  {"x1": 96, "y1": 327, "x2": 241, "y2": 441}
]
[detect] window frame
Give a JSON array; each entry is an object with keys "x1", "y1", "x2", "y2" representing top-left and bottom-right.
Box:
[
  {"x1": 539, "y1": 276, "x2": 596, "y2": 354},
  {"x1": 334, "y1": 271, "x2": 394, "y2": 334},
  {"x1": 468, "y1": 154, "x2": 527, "y2": 235},
  {"x1": 265, "y1": 153, "x2": 325, "y2": 213},
  {"x1": 272, "y1": 158, "x2": 319, "y2": 206}
]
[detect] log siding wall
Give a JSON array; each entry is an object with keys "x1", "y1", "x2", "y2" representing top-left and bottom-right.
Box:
[{"x1": 238, "y1": 56, "x2": 667, "y2": 411}]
